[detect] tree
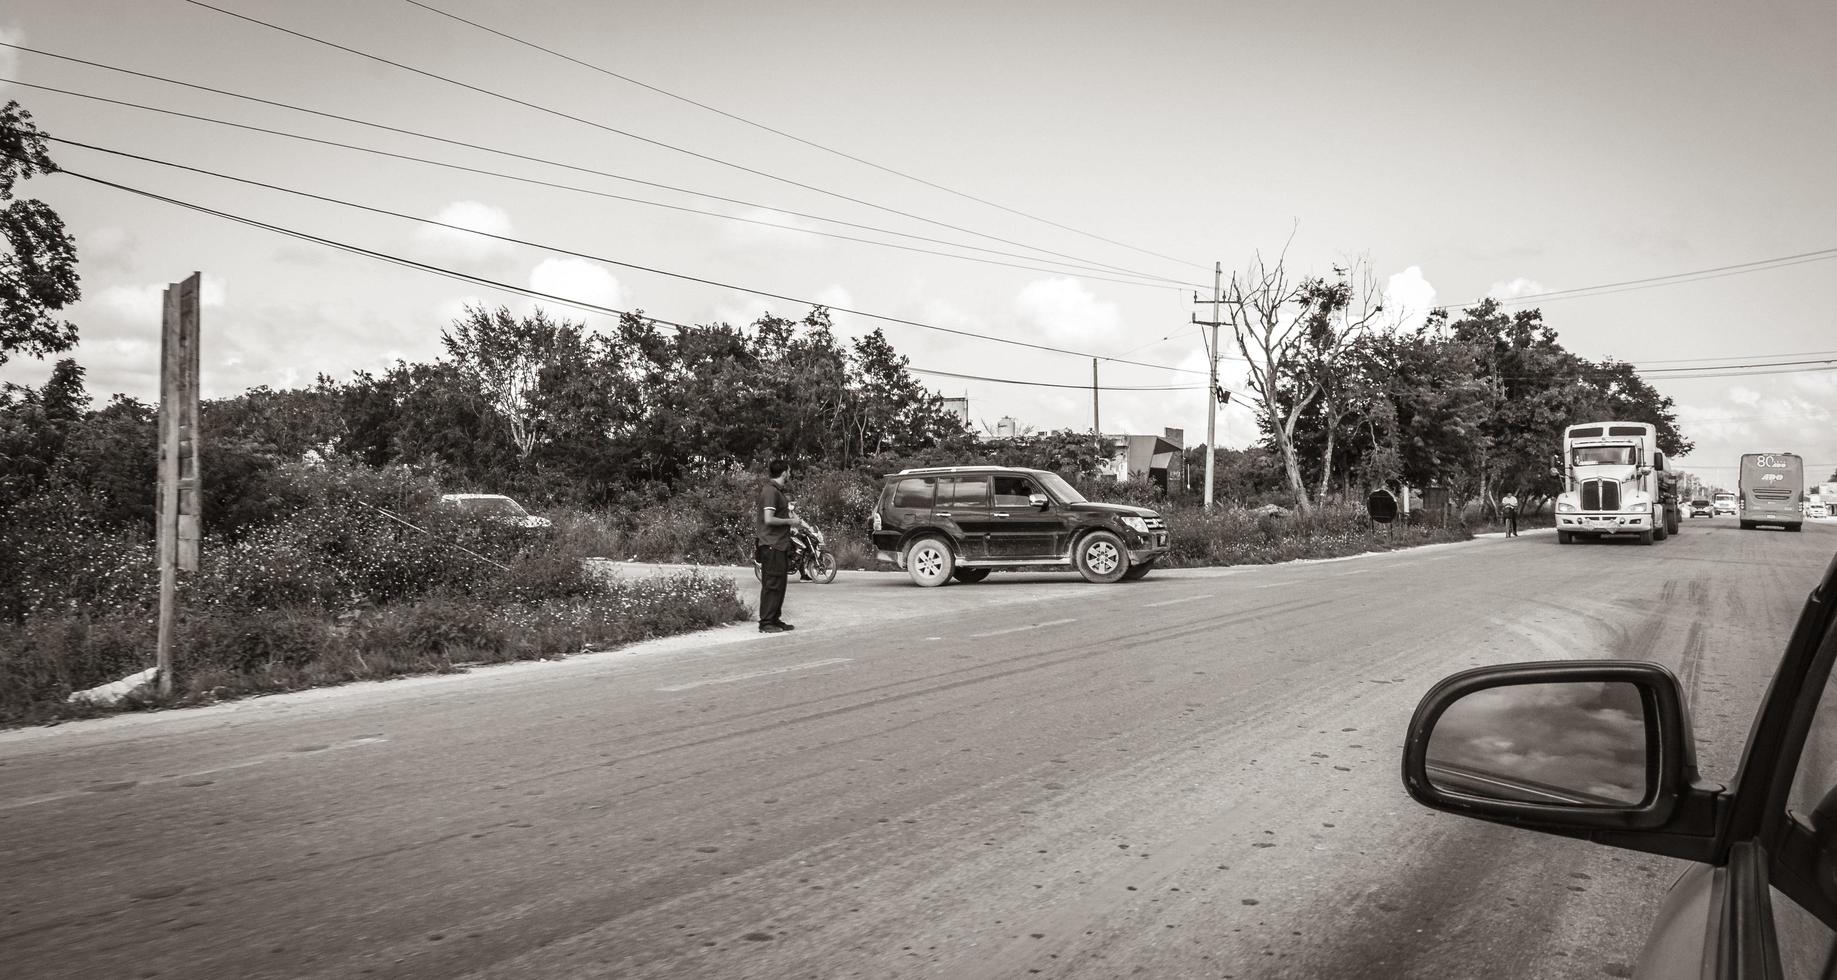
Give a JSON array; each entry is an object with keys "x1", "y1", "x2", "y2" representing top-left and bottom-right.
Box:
[
  {"x1": 1222, "y1": 245, "x2": 1378, "y2": 515},
  {"x1": 0, "y1": 358, "x2": 89, "y2": 508},
  {"x1": 0, "y1": 101, "x2": 80, "y2": 367},
  {"x1": 441, "y1": 305, "x2": 582, "y2": 462}
]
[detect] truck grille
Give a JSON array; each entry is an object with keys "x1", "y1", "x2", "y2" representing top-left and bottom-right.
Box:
[
  {"x1": 1142, "y1": 515, "x2": 1167, "y2": 532},
  {"x1": 1581, "y1": 479, "x2": 1621, "y2": 512}
]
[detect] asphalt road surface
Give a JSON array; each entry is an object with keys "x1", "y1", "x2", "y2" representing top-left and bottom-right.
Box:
[{"x1": 3, "y1": 518, "x2": 1832, "y2": 979}]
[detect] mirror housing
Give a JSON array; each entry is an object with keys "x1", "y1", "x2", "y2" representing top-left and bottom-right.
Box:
[
  {"x1": 1029, "y1": 493, "x2": 1050, "y2": 510},
  {"x1": 1402, "y1": 661, "x2": 1697, "y2": 832}
]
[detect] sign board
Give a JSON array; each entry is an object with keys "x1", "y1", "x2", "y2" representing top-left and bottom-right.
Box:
[
  {"x1": 1366, "y1": 489, "x2": 1398, "y2": 524},
  {"x1": 158, "y1": 273, "x2": 202, "y2": 572}
]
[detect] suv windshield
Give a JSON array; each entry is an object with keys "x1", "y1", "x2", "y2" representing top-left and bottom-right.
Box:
[
  {"x1": 1572, "y1": 446, "x2": 1636, "y2": 466},
  {"x1": 1035, "y1": 472, "x2": 1086, "y2": 504}
]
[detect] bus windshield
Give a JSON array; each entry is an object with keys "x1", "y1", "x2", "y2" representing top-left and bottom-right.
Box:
[{"x1": 1572, "y1": 446, "x2": 1636, "y2": 466}]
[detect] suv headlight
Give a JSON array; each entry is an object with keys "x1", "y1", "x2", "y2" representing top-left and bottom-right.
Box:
[
  {"x1": 1120, "y1": 515, "x2": 1150, "y2": 534},
  {"x1": 1557, "y1": 502, "x2": 1577, "y2": 513}
]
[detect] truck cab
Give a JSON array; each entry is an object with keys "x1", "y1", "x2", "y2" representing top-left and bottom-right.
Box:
[{"x1": 1551, "y1": 421, "x2": 1674, "y2": 545}]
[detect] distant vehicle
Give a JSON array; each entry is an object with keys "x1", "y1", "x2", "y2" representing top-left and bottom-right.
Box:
[
  {"x1": 438, "y1": 493, "x2": 553, "y2": 529},
  {"x1": 1738, "y1": 452, "x2": 1804, "y2": 531},
  {"x1": 1713, "y1": 492, "x2": 1737, "y2": 517},
  {"x1": 869, "y1": 465, "x2": 1168, "y2": 586},
  {"x1": 1809, "y1": 501, "x2": 1830, "y2": 520},
  {"x1": 1687, "y1": 498, "x2": 1713, "y2": 518},
  {"x1": 1551, "y1": 421, "x2": 1677, "y2": 545},
  {"x1": 1401, "y1": 549, "x2": 1837, "y2": 978}
]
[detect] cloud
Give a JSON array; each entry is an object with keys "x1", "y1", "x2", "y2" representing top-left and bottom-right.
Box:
[
  {"x1": 1486, "y1": 277, "x2": 1548, "y2": 301},
  {"x1": 1013, "y1": 278, "x2": 1124, "y2": 349},
  {"x1": 527, "y1": 257, "x2": 625, "y2": 315},
  {"x1": 80, "y1": 226, "x2": 139, "y2": 274},
  {"x1": 415, "y1": 201, "x2": 515, "y2": 263},
  {"x1": 1384, "y1": 266, "x2": 1437, "y2": 332},
  {"x1": 90, "y1": 278, "x2": 228, "y2": 322},
  {"x1": 1727, "y1": 385, "x2": 1762, "y2": 407},
  {"x1": 718, "y1": 208, "x2": 826, "y2": 253}
]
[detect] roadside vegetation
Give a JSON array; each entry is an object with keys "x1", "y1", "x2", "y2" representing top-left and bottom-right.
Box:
[{"x1": 0, "y1": 97, "x2": 1685, "y2": 724}]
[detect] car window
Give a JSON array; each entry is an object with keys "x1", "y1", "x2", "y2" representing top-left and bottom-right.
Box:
[
  {"x1": 943, "y1": 477, "x2": 990, "y2": 509},
  {"x1": 1777, "y1": 652, "x2": 1837, "y2": 978},
  {"x1": 991, "y1": 475, "x2": 1039, "y2": 507},
  {"x1": 892, "y1": 477, "x2": 935, "y2": 510}
]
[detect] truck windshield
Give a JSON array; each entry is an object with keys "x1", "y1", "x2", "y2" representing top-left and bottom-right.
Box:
[{"x1": 1572, "y1": 446, "x2": 1636, "y2": 466}]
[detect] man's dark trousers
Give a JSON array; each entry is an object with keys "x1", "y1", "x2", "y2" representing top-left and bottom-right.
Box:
[
  {"x1": 1505, "y1": 509, "x2": 1518, "y2": 536},
  {"x1": 757, "y1": 543, "x2": 789, "y2": 625}
]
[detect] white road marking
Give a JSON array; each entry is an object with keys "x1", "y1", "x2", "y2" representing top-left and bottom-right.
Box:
[
  {"x1": 1330, "y1": 569, "x2": 1370, "y2": 577},
  {"x1": 1145, "y1": 594, "x2": 1214, "y2": 608},
  {"x1": 969, "y1": 618, "x2": 1078, "y2": 638},
  {"x1": 657, "y1": 658, "x2": 853, "y2": 692}
]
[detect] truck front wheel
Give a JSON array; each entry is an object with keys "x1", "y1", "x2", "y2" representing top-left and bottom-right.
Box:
[{"x1": 1639, "y1": 530, "x2": 1655, "y2": 545}]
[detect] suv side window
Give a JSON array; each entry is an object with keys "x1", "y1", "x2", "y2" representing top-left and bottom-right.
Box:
[
  {"x1": 892, "y1": 477, "x2": 935, "y2": 510},
  {"x1": 992, "y1": 475, "x2": 1039, "y2": 507},
  {"x1": 1777, "y1": 651, "x2": 1837, "y2": 978},
  {"x1": 943, "y1": 476, "x2": 990, "y2": 509}
]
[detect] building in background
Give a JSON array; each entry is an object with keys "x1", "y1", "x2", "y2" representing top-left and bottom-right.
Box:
[
  {"x1": 1097, "y1": 429, "x2": 1185, "y2": 493},
  {"x1": 939, "y1": 396, "x2": 969, "y2": 427}
]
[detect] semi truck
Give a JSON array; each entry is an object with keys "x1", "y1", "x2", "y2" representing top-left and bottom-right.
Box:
[{"x1": 1551, "y1": 421, "x2": 1679, "y2": 545}]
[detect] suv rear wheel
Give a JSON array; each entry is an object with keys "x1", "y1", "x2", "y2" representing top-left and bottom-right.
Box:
[
  {"x1": 904, "y1": 536, "x2": 955, "y2": 587},
  {"x1": 950, "y1": 568, "x2": 991, "y2": 584},
  {"x1": 1075, "y1": 530, "x2": 1129, "y2": 584},
  {"x1": 1120, "y1": 560, "x2": 1154, "y2": 582}
]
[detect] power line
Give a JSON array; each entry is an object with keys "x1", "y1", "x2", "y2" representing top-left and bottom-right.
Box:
[
  {"x1": 1446, "y1": 246, "x2": 1837, "y2": 309},
  {"x1": 163, "y1": 4, "x2": 1198, "y2": 286},
  {"x1": 396, "y1": 0, "x2": 1207, "y2": 272},
  {"x1": 0, "y1": 68, "x2": 1191, "y2": 291},
  {"x1": 909, "y1": 366, "x2": 1212, "y2": 393},
  {"x1": 59, "y1": 166, "x2": 1207, "y2": 376}
]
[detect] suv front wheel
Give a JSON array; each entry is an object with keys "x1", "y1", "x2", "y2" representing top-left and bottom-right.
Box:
[
  {"x1": 904, "y1": 536, "x2": 956, "y2": 587},
  {"x1": 1075, "y1": 530, "x2": 1129, "y2": 584}
]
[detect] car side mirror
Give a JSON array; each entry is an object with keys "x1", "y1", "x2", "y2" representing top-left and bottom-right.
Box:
[
  {"x1": 1402, "y1": 661, "x2": 1696, "y2": 832},
  {"x1": 1029, "y1": 493, "x2": 1050, "y2": 510}
]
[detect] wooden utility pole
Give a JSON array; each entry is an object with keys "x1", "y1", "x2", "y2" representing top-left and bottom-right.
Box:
[
  {"x1": 1193, "y1": 262, "x2": 1225, "y2": 510},
  {"x1": 156, "y1": 272, "x2": 203, "y2": 697},
  {"x1": 1091, "y1": 357, "x2": 1100, "y2": 453}
]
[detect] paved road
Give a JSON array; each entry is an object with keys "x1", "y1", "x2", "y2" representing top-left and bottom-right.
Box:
[{"x1": 3, "y1": 519, "x2": 1831, "y2": 979}]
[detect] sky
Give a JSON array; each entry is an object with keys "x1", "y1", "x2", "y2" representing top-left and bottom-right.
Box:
[{"x1": 3, "y1": 0, "x2": 1835, "y2": 487}]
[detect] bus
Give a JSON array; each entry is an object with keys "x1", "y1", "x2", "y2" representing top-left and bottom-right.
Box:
[{"x1": 1737, "y1": 452, "x2": 1804, "y2": 531}]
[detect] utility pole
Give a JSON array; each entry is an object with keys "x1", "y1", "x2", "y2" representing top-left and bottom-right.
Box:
[
  {"x1": 1091, "y1": 357, "x2": 1100, "y2": 453},
  {"x1": 1193, "y1": 262, "x2": 1225, "y2": 510}
]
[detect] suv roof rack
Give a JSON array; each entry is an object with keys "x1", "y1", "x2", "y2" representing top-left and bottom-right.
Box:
[{"x1": 893, "y1": 465, "x2": 1047, "y2": 476}]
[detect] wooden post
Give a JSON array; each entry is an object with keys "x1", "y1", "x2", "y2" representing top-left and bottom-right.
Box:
[{"x1": 156, "y1": 272, "x2": 202, "y2": 697}]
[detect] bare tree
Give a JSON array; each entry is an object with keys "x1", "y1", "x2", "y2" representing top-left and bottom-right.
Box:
[{"x1": 1221, "y1": 244, "x2": 1382, "y2": 515}]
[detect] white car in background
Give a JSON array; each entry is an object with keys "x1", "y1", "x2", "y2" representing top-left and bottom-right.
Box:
[{"x1": 438, "y1": 493, "x2": 553, "y2": 529}]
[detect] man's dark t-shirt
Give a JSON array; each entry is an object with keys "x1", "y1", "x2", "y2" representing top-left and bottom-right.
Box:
[{"x1": 756, "y1": 481, "x2": 791, "y2": 550}]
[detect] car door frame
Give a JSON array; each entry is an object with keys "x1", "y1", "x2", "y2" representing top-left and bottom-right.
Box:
[
  {"x1": 936, "y1": 475, "x2": 993, "y2": 562},
  {"x1": 985, "y1": 473, "x2": 1064, "y2": 560},
  {"x1": 1701, "y1": 552, "x2": 1837, "y2": 977}
]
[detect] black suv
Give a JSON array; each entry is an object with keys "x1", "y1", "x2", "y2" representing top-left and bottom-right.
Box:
[{"x1": 869, "y1": 466, "x2": 1170, "y2": 586}]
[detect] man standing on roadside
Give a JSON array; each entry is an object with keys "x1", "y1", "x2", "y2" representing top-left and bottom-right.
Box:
[
  {"x1": 755, "y1": 460, "x2": 797, "y2": 633},
  {"x1": 1501, "y1": 492, "x2": 1520, "y2": 537}
]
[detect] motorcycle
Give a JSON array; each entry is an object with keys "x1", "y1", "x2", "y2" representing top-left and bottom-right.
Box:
[{"x1": 754, "y1": 509, "x2": 838, "y2": 585}]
